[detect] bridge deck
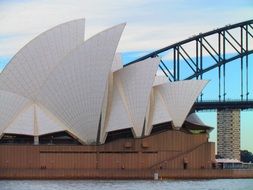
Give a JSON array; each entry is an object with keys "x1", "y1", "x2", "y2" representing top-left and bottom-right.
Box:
[{"x1": 193, "y1": 100, "x2": 253, "y2": 111}]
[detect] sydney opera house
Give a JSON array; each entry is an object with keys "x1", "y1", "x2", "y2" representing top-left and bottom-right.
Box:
[{"x1": 0, "y1": 19, "x2": 216, "y2": 179}]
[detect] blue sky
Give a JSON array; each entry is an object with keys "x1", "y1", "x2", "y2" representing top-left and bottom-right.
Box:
[{"x1": 0, "y1": 0, "x2": 253, "y2": 152}]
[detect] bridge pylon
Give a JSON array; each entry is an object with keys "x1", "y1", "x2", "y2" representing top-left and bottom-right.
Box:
[{"x1": 217, "y1": 109, "x2": 240, "y2": 160}]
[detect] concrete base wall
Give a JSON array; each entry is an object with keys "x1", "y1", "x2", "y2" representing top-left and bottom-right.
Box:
[{"x1": 1, "y1": 130, "x2": 242, "y2": 179}]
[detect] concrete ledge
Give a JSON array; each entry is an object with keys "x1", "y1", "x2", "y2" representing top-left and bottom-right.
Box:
[{"x1": 1, "y1": 169, "x2": 253, "y2": 180}]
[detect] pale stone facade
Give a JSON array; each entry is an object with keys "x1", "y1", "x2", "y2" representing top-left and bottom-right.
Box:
[{"x1": 217, "y1": 109, "x2": 240, "y2": 160}]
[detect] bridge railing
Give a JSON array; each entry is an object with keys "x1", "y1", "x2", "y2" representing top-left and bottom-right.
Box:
[{"x1": 194, "y1": 99, "x2": 253, "y2": 111}]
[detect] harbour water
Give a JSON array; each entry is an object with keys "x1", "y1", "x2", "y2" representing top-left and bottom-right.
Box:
[{"x1": 0, "y1": 179, "x2": 253, "y2": 190}]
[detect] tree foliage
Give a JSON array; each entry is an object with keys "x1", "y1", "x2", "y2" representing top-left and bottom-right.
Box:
[{"x1": 240, "y1": 150, "x2": 253, "y2": 162}]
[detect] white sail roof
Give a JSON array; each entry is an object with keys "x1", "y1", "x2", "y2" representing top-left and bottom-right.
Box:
[
  {"x1": 151, "y1": 88, "x2": 172, "y2": 125},
  {"x1": 3, "y1": 102, "x2": 34, "y2": 136},
  {"x1": 111, "y1": 53, "x2": 123, "y2": 72},
  {"x1": 105, "y1": 79, "x2": 132, "y2": 132},
  {"x1": 36, "y1": 105, "x2": 66, "y2": 136},
  {"x1": 105, "y1": 58, "x2": 160, "y2": 137},
  {"x1": 0, "y1": 19, "x2": 210, "y2": 145},
  {"x1": 37, "y1": 23, "x2": 125, "y2": 143},
  {"x1": 0, "y1": 91, "x2": 29, "y2": 136},
  {"x1": 144, "y1": 74, "x2": 171, "y2": 135},
  {"x1": 0, "y1": 19, "x2": 85, "y2": 100},
  {"x1": 157, "y1": 80, "x2": 208, "y2": 128},
  {"x1": 4, "y1": 104, "x2": 66, "y2": 136},
  {"x1": 153, "y1": 75, "x2": 169, "y2": 86},
  {"x1": 145, "y1": 87, "x2": 173, "y2": 136},
  {"x1": 186, "y1": 112, "x2": 205, "y2": 126}
]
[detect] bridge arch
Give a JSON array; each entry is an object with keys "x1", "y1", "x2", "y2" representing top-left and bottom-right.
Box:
[{"x1": 127, "y1": 19, "x2": 253, "y2": 101}]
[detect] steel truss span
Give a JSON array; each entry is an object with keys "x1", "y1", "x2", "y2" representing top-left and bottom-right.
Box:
[{"x1": 127, "y1": 19, "x2": 253, "y2": 103}]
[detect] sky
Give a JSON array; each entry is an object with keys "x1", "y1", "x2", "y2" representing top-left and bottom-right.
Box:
[{"x1": 0, "y1": 0, "x2": 253, "y2": 152}]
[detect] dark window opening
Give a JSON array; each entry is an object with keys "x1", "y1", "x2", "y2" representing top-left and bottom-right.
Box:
[
  {"x1": 106, "y1": 128, "x2": 134, "y2": 143},
  {"x1": 183, "y1": 162, "x2": 188, "y2": 170},
  {"x1": 182, "y1": 121, "x2": 210, "y2": 134},
  {"x1": 151, "y1": 122, "x2": 172, "y2": 135},
  {"x1": 39, "y1": 131, "x2": 81, "y2": 145},
  {"x1": 0, "y1": 134, "x2": 34, "y2": 144}
]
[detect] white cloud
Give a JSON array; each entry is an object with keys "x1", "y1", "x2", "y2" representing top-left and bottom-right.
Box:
[{"x1": 0, "y1": 0, "x2": 252, "y2": 57}]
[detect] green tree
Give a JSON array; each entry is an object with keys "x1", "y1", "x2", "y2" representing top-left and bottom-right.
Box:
[{"x1": 240, "y1": 150, "x2": 253, "y2": 162}]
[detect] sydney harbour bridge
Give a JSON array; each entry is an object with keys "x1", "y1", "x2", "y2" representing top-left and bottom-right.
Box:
[{"x1": 128, "y1": 19, "x2": 253, "y2": 158}]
